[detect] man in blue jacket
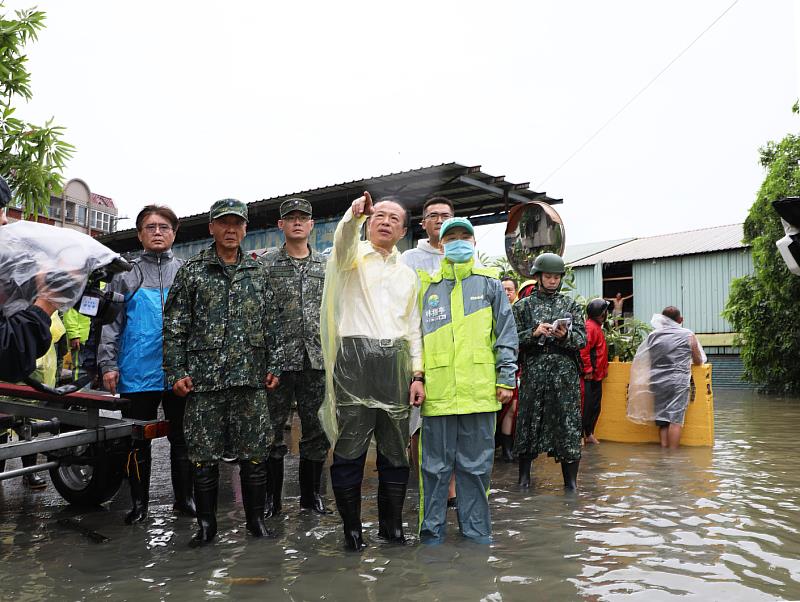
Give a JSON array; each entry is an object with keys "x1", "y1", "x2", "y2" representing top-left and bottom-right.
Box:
[{"x1": 98, "y1": 205, "x2": 195, "y2": 523}]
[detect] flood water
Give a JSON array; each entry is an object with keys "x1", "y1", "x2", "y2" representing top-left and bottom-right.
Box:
[{"x1": 1, "y1": 389, "x2": 800, "y2": 601}]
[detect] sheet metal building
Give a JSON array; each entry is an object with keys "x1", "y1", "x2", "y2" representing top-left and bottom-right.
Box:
[{"x1": 564, "y1": 224, "x2": 754, "y2": 388}]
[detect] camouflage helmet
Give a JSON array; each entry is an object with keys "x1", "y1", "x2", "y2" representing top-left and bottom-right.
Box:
[
  {"x1": 586, "y1": 298, "x2": 609, "y2": 319},
  {"x1": 531, "y1": 252, "x2": 565, "y2": 276}
]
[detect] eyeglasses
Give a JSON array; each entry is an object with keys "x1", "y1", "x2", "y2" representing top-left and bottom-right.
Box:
[
  {"x1": 282, "y1": 214, "x2": 312, "y2": 223},
  {"x1": 423, "y1": 212, "x2": 453, "y2": 222},
  {"x1": 143, "y1": 224, "x2": 173, "y2": 233}
]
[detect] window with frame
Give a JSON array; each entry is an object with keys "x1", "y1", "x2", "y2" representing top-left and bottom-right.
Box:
[
  {"x1": 76, "y1": 205, "x2": 87, "y2": 226},
  {"x1": 91, "y1": 210, "x2": 112, "y2": 232}
]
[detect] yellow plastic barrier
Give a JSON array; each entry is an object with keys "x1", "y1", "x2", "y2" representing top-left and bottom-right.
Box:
[{"x1": 593, "y1": 361, "x2": 714, "y2": 447}]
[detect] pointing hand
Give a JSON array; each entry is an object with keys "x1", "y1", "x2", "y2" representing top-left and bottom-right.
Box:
[{"x1": 351, "y1": 191, "x2": 374, "y2": 218}]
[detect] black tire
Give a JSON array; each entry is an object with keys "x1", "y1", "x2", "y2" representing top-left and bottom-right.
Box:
[{"x1": 49, "y1": 444, "x2": 126, "y2": 506}]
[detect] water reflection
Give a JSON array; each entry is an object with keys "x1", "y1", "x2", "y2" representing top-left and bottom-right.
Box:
[{"x1": 1, "y1": 389, "x2": 800, "y2": 600}]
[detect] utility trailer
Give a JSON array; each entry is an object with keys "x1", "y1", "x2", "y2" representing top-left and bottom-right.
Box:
[{"x1": 0, "y1": 383, "x2": 168, "y2": 505}]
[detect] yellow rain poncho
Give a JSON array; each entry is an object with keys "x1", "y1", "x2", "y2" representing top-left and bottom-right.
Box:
[{"x1": 318, "y1": 209, "x2": 422, "y2": 459}]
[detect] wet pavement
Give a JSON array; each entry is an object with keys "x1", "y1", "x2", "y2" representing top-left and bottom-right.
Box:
[{"x1": 1, "y1": 389, "x2": 800, "y2": 601}]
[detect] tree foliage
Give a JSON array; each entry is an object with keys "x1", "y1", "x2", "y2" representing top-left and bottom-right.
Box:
[
  {"x1": 0, "y1": 3, "x2": 73, "y2": 217},
  {"x1": 722, "y1": 108, "x2": 800, "y2": 394}
]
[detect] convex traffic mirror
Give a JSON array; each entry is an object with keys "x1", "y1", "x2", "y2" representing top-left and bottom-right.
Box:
[{"x1": 504, "y1": 201, "x2": 565, "y2": 279}]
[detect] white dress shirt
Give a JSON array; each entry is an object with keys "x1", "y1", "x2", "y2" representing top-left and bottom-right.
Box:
[{"x1": 332, "y1": 208, "x2": 423, "y2": 372}]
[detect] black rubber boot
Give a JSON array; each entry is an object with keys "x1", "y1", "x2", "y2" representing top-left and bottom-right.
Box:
[
  {"x1": 518, "y1": 456, "x2": 532, "y2": 488},
  {"x1": 561, "y1": 460, "x2": 579, "y2": 491},
  {"x1": 299, "y1": 459, "x2": 332, "y2": 514},
  {"x1": 265, "y1": 456, "x2": 283, "y2": 518},
  {"x1": 190, "y1": 464, "x2": 219, "y2": 547},
  {"x1": 500, "y1": 434, "x2": 515, "y2": 463},
  {"x1": 124, "y1": 448, "x2": 151, "y2": 524},
  {"x1": 333, "y1": 485, "x2": 366, "y2": 551},
  {"x1": 21, "y1": 454, "x2": 47, "y2": 490},
  {"x1": 240, "y1": 460, "x2": 274, "y2": 538},
  {"x1": 170, "y1": 444, "x2": 196, "y2": 517},
  {"x1": 377, "y1": 480, "x2": 407, "y2": 543}
]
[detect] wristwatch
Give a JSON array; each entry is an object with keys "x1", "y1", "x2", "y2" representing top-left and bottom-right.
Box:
[{"x1": 411, "y1": 375, "x2": 425, "y2": 384}]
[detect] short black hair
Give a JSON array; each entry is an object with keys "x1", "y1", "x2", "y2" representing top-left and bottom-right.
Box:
[
  {"x1": 501, "y1": 276, "x2": 517, "y2": 290},
  {"x1": 373, "y1": 196, "x2": 409, "y2": 228},
  {"x1": 422, "y1": 195, "x2": 454, "y2": 216},
  {"x1": 662, "y1": 306, "x2": 681, "y2": 321}
]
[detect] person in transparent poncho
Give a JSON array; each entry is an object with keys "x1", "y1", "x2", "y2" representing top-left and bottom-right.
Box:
[
  {"x1": 319, "y1": 191, "x2": 425, "y2": 551},
  {"x1": 626, "y1": 306, "x2": 706, "y2": 449},
  {"x1": 0, "y1": 215, "x2": 119, "y2": 382},
  {"x1": 0, "y1": 176, "x2": 58, "y2": 381}
]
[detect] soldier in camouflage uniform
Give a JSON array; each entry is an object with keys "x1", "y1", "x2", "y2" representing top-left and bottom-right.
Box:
[
  {"x1": 163, "y1": 198, "x2": 283, "y2": 546},
  {"x1": 513, "y1": 253, "x2": 586, "y2": 490},
  {"x1": 259, "y1": 198, "x2": 331, "y2": 517}
]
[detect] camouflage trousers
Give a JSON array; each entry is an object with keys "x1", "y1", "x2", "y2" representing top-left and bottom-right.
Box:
[
  {"x1": 514, "y1": 353, "x2": 582, "y2": 463},
  {"x1": 184, "y1": 386, "x2": 273, "y2": 464},
  {"x1": 267, "y1": 367, "x2": 330, "y2": 462}
]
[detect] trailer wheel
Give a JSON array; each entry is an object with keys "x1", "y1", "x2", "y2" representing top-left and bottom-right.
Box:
[{"x1": 49, "y1": 445, "x2": 125, "y2": 506}]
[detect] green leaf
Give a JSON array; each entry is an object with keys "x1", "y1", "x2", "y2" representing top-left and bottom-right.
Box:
[{"x1": 0, "y1": 1, "x2": 72, "y2": 217}]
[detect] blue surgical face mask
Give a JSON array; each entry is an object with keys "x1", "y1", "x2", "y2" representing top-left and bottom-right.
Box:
[{"x1": 443, "y1": 239, "x2": 475, "y2": 263}]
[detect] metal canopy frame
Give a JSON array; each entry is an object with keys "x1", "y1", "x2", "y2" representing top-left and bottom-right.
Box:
[{"x1": 98, "y1": 163, "x2": 560, "y2": 253}]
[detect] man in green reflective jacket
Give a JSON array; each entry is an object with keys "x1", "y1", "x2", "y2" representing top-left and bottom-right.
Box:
[{"x1": 417, "y1": 217, "x2": 518, "y2": 545}]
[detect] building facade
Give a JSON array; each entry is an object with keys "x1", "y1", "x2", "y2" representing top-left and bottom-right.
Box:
[
  {"x1": 565, "y1": 224, "x2": 755, "y2": 388},
  {"x1": 5, "y1": 177, "x2": 118, "y2": 237}
]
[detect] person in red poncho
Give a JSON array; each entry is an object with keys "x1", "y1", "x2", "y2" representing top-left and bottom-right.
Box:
[{"x1": 580, "y1": 299, "x2": 609, "y2": 445}]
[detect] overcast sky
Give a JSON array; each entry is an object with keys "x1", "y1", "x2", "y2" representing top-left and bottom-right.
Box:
[{"x1": 7, "y1": 0, "x2": 799, "y2": 256}]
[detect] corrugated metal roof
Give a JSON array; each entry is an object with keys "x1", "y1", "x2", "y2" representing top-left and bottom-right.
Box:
[
  {"x1": 563, "y1": 237, "x2": 634, "y2": 264},
  {"x1": 99, "y1": 162, "x2": 559, "y2": 253},
  {"x1": 569, "y1": 224, "x2": 748, "y2": 267}
]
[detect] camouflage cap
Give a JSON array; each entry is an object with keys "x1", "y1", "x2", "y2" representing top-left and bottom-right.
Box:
[
  {"x1": 280, "y1": 198, "x2": 312, "y2": 218},
  {"x1": 209, "y1": 198, "x2": 248, "y2": 222}
]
